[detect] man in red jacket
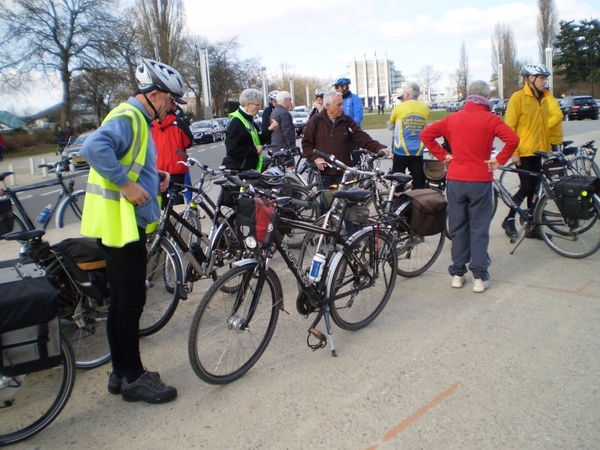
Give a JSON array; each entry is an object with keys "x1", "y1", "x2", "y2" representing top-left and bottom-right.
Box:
[
  {"x1": 420, "y1": 80, "x2": 519, "y2": 293},
  {"x1": 152, "y1": 105, "x2": 193, "y2": 205}
]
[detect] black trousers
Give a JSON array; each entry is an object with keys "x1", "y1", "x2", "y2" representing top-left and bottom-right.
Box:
[
  {"x1": 392, "y1": 155, "x2": 425, "y2": 189},
  {"x1": 507, "y1": 156, "x2": 542, "y2": 219},
  {"x1": 101, "y1": 227, "x2": 147, "y2": 381}
]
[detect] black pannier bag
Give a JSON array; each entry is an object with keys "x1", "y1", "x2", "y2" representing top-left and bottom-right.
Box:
[
  {"x1": 52, "y1": 238, "x2": 109, "y2": 300},
  {"x1": 0, "y1": 197, "x2": 15, "y2": 237},
  {"x1": 0, "y1": 261, "x2": 61, "y2": 377},
  {"x1": 403, "y1": 188, "x2": 447, "y2": 236},
  {"x1": 553, "y1": 175, "x2": 600, "y2": 220}
]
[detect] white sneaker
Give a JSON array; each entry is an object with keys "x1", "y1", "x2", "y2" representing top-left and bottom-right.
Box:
[
  {"x1": 451, "y1": 275, "x2": 466, "y2": 288},
  {"x1": 473, "y1": 278, "x2": 490, "y2": 293}
]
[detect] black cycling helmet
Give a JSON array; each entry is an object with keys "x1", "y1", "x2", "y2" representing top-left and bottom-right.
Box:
[
  {"x1": 315, "y1": 91, "x2": 325, "y2": 98},
  {"x1": 332, "y1": 77, "x2": 351, "y2": 87},
  {"x1": 136, "y1": 58, "x2": 186, "y2": 103},
  {"x1": 522, "y1": 64, "x2": 550, "y2": 77}
]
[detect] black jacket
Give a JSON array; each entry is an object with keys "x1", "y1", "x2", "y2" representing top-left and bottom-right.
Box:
[{"x1": 221, "y1": 108, "x2": 265, "y2": 171}]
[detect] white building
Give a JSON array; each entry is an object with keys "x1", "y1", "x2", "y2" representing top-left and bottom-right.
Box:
[{"x1": 346, "y1": 53, "x2": 406, "y2": 109}]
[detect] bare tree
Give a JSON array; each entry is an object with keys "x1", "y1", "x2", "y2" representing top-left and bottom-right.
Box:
[
  {"x1": 537, "y1": 0, "x2": 558, "y2": 63},
  {"x1": 417, "y1": 65, "x2": 442, "y2": 103},
  {"x1": 491, "y1": 23, "x2": 522, "y2": 98},
  {"x1": 71, "y1": 68, "x2": 128, "y2": 125},
  {"x1": 456, "y1": 42, "x2": 470, "y2": 100},
  {"x1": 0, "y1": 0, "x2": 117, "y2": 124},
  {"x1": 135, "y1": 0, "x2": 187, "y2": 67}
]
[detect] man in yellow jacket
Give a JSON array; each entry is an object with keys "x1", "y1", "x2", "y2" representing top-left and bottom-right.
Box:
[
  {"x1": 80, "y1": 59, "x2": 184, "y2": 404},
  {"x1": 501, "y1": 64, "x2": 563, "y2": 238}
]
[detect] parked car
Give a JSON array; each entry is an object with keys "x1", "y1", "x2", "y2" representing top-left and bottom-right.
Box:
[
  {"x1": 490, "y1": 98, "x2": 508, "y2": 115},
  {"x1": 64, "y1": 131, "x2": 94, "y2": 170},
  {"x1": 254, "y1": 110, "x2": 263, "y2": 127},
  {"x1": 214, "y1": 117, "x2": 229, "y2": 139},
  {"x1": 190, "y1": 119, "x2": 223, "y2": 144},
  {"x1": 560, "y1": 95, "x2": 599, "y2": 121},
  {"x1": 291, "y1": 111, "x2": 309, "y2": 136}
]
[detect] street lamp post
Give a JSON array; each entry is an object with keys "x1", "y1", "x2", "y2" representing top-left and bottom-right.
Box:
[
  {"x1": 261, "y1": 67, "x2": 267, "y2": 106},
  {"x1": 545, "y1": 47, "x2": 553, "y2": 94},
  {"x1": 498, "y1": 63, "x2": 504, "y2": 100},
  {"x1": 199, "y1": 47, "x2": 213, "y2": 119}
]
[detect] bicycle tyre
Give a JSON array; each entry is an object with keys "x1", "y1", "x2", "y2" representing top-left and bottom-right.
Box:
[
  {"x1": 188, "y1": 263, "x2": 281, "y2": 384},
  {"x1": 536, "y1": 194, "x2": 600, "y2": 258},
  {"x1": 567, "y1": 156, "x2": 600, "y2": 177},
  {"x1": 44, "y1": 255, "x2": 111, "y2": 369},
  {"x1": 0, "y1": 331, "x2": 76, "y2": 446},
  {"x1": 284, "y1": 184, "x2": 319, "y2": 249},
  {"x1": 8, "y1": 211, "x2": 27, "y2": 234},
  {"x1": 328, "y1": 228, "x2": 397, "y2": 331},
  {"x1": 394, "y1": 197, "x2": 445, "y2": 277},
  {"x1": 140, "y1": 236, "x2": 183, "y2": 336},
  {"x1": 497, "y1": 161, "x2": 520, "y2": 199},
  {"x1": 55, "y1": 190, "x2": 85, "y2": 228}
]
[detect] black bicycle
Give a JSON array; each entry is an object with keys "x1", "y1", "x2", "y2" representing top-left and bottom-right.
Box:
[
  {"x1": 0, "y1": 156, "x2": 85, "y2": 233},
  {"x1": 188, "y1": 172, "x2": 398, "y2": 384}
]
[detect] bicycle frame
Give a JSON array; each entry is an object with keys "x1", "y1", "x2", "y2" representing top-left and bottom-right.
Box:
[{"x1": 236, "y1": 196, "x2": 386, "y2": 355}]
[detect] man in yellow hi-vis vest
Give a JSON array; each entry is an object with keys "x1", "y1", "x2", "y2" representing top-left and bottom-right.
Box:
[{"x1": 80, "y1": 59, "x2": 184, "y2": 404}]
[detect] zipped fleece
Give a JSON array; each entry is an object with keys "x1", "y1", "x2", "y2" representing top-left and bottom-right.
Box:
[
  {"x1": 151, "y1": 114, "x2": 192, "y2": 175},
  {"x1": 301, "y1": 110, "x2": 385, "y2": 176}
]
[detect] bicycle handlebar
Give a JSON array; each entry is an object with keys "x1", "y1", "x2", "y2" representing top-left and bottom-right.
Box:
[{"x1": 313, "y1": 149, "x2": 386, "y2": 177}]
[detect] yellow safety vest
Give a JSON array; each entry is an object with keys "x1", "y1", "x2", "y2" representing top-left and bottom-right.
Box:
[
  {"x1": 228, "y1": 109, "x2": 263, "y2": 171},
  {"x1": 80, "y1": 103, "x2": 153, "y2": 247}
]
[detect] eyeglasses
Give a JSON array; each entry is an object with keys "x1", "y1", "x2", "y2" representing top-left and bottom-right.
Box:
[
  {"x1": 168, "y1": 94, "x2": 177, "y2": 104},
  {"x1": 250, "y1": 102, "x2": 262, "y2": 107}
]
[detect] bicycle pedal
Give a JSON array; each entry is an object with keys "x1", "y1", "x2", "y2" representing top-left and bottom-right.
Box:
[
  {"x1": 307, "y1": 328, "x2": 327, "y2": 351},
  {"x1": 177, "y1": 284, "x2": 188, "y2": 301}
]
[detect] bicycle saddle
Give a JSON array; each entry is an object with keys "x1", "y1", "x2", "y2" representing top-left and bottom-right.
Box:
[
  {"x1": 3, "y1": 229, "x2": 46, "y2": 242},
  {"x1": 332, "y1": 189, "x2": 372, "y2": 203},
  {"x1": 383, "y1": 173, "x2": 413, "y2": 184}
]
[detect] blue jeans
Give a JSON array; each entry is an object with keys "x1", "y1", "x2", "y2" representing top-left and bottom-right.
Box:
[{"x1": 446, "y1": 181, "x2": 493, "y2": 281}]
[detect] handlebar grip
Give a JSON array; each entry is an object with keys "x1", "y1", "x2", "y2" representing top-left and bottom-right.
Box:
[
  {"x1": 226, "y1": 175, "x2": 250, "y2": 191},
  {"x1": 313, "y1": 149, "x2": 332, "y2": 161},
  {"x1": 288, "y1": 197, "x2": 315, "y2": 209}
]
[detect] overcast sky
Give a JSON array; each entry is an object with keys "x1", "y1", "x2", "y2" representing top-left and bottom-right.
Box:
[{"x1": 4, "y1": 0, "x2": 600, "y2": 116}]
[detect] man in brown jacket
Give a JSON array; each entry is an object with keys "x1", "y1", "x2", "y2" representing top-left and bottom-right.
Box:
[{"x1": 301, "y1": 91, "x2": 389, "y2": 190}]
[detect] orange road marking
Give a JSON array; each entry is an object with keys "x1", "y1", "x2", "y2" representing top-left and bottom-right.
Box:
[{"x1": 382, "y1": 381, "x2": 460, "y2": 442}]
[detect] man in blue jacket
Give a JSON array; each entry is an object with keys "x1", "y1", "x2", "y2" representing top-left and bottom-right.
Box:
[{"x1": 332, "y1": 78, "x2": 363, "y2": 126}]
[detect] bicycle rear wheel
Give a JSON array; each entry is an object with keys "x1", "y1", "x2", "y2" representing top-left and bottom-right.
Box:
[
  {"x1": 46, "y1": 258, "x2": 111, "y2": 369},
  {"x1": 0, "y1": 331, "x2": 76, "y2": 446},
  {"x1": 188, "y1": 264, "x2": 281, "y2": 384},
  {"x1": 140, "y1": 236, "x2": 183, "y2": 336},
  {"x1": 394, "y1": 198, "x2": 445, "y2": 277},
  {"x1": 536, "y1": 194, "x2": 600, "y2": 258},
  {"x1": 328, "y1": 228, "x2": 397, "y2": 331}
]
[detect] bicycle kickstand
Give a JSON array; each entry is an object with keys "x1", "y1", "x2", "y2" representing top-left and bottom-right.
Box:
[
  {"x1": 306, "y1": 305, "x2": 338, "y2": 357},
  {"x1": 509, "y1": 229, "x2": 527, "y2": 255}
]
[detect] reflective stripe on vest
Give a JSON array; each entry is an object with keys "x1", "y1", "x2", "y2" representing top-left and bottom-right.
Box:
[{"x1": 80, "y1": 103, "x2": 151, "y2": 247}]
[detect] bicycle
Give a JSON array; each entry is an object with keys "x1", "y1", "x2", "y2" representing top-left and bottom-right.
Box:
[
  {"x1": 0, "y1": 156, "x2": 85, "y2": 233},
  {"x1": 0, "y1": 254, "x2": 76, "y2": 446},
  {"x1": 187, "y1": 172, "x2": 398, "y2": 384},
  {"x1": 304, "y1": 150, "x2": 446, "y2": 277},
  {"x1": 3, "y1": 229, "x2": 111, "y2": 369},
  {"x1": 494, "y1": 153, "x2": 600, "y2": 258}
]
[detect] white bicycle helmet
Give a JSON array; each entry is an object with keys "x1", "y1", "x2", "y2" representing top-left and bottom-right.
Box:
[
  {"x1": 136, "y1": 58, "x2": 186, "y2": 99},
  {"x1": 522, "y1": 64, "x2": 550, "y2": 77},
  {"x1": 261, "y1": 167, "x2": 285, "y2": 185},
  {"x1": 268, "y1": 90, "x2": 279, "y2": 101}
]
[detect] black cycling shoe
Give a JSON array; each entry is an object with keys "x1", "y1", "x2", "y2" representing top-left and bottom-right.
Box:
[{"x1": 502, "y1": 218, "x2": 518, "y2": 238}]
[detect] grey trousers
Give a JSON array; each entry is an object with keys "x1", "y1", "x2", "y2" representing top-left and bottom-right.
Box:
[{"x1": 446, "y1": 180, "x2": 493, "y2": 281}]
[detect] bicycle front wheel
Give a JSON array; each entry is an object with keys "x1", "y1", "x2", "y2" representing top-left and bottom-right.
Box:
[
  {"x1": 567, "y1": 156, "x2": 600, "y2": 177},
  {"x1": 536, "y1": 194, "x2": 600, "y2": 258},
  {"x1": 394, "y1": 198, "x2": 445, "y2": 277},
  {"x1": 328, "y1": 228, "x2": 397, "y2": 331},
  {"x1": 140, "y1": 236, "x2": 183, "y2": 336},
  {"x1": 55, "y1": 190, "x2": 85, "y2": 228},
  {"x1": 0, "y1": 331, "x2": 76, "y2": 446},
  {"x1": 188, "y1": 263, "x2": 281, "y2": 384}
]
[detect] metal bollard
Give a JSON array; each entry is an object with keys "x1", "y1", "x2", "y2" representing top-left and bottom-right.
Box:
[
  {"x1": 40, "y1": 158, "x2": 48, "y2": 178},
  {"x1": 7, "y1": 164, "x2": 16, "y2": 186},
  {"x1": 29, "y1": 157, "x2": 35, "y2": 175}
]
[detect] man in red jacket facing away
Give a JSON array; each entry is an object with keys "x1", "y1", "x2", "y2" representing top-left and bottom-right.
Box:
[
  {"x1": 152, "y1": 105, "x2": 193, "y2": 205},
  {"x1": 420, "y1": 80, "x2": 519, "y2": 293}
]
